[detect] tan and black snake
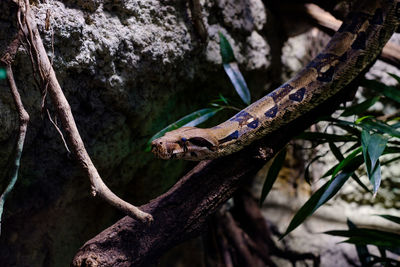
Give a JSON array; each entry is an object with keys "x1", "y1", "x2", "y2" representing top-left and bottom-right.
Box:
[{"x1": 152, "y1": 0, "x2": 400, "y2": 161}]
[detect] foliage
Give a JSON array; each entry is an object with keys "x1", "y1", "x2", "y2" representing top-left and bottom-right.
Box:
[
  {"x1": 147, "y1": 28, "x2": 400, "y2": 263},
  {"x1": 325, "y1": 217, "x2": 400, "y2": 266},
  {"x1": 270, "y1": 73, "x2": 400, "y2": 243},
  {"x1": 146, "y1": 33, "x2": 250, "y2": 150}
]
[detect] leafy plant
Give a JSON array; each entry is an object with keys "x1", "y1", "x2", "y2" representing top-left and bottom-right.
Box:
[
  {"x1": 275, "y1": 73, "x2": 400, "y2": 238},
  {"x1": 325, "y1": 216, "x2": 400, "y2": 266},
  {"x1": 146, "y1": 33, "x2": 250, "y2": 150}
]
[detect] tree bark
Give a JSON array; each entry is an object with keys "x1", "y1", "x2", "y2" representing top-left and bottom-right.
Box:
[{"x1": 72, "y1": 81, "x2": 358, "y2": 266}]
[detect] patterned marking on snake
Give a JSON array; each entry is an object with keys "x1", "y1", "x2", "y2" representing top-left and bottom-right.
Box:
[
  {"x1": 219, "y1": 130, "x2": 239, "y2": 144},
  {"x1": 247, "y1": 118, "x2": 259, "y2": 129},
  {"x1": 288, "y1": 87, "x2": 306, "y2": 102},
  {"x1": 351, "y1": 31, "x2": 367, "y2": 50},
  {"x1": 151, "y1": 0, "x2": 400, "y2": 161},
  {"x1": 264, "y1": 105, "x2": 278, "y2": 118},
  {"x1": 271, "y1": 84, "x2": 294, "y2": 102}
]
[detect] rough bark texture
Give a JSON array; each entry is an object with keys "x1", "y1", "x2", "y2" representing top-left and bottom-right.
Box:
[{"x1": 72, "y1": 83, "x2": 356, "y2": 266}]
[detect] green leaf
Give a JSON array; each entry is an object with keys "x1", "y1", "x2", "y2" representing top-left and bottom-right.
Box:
[
  {"x1": 341, "y1": 96, "x2": 380, "y2": 117},
  {"x1": 281, "y1": 172, "x2": 352, "y2": 238},
  {"x1": 355, "y1": 115, "x2": 374, "y2": 124},
  {"x1": 296, "y1": 132, "x2": 357, "y2": 142},
  {"x1": 304, "y1": 155, "x2": 324, "y2": 185},
  {"x1": 223, "y1": 62, "x2": 251, "y2": 105},
  {"x1": 329, "y1": 142, "x2": 344, "y2": 161},
  {"x1": 324, "y1": 228, "x2": 400, "y2": 250},
  {"x1": 0, "y1": 68, "x2": 6, "y2": 80},
  {"x1": 145, "y1": 108, "x2": 222, "y2": 151},
  {"x1": 361, "y1": 79, "x2": 400, "y2": 104},
  {"x1": 321, "y1": 154, "x2": 363, "y2": 178},
  {"x1": 361, "y1": 120, "x2": 400, "y2": 138},
  {"x1": 329, "y1": 142, "x2": 369, "y2": 192},
  {"x1": 331, "y1": 147, "x2": 362, "y2": 178},
  {"x1": 347, "y1": 219, "x2": 371, "y2": 266},
  {"x1": 259, "y1": 147, "x2": 286, "y2": 206},
  {"x1": 218, "y1": 93, "x2": 229, "y2": 105},
  {"x1": 388, "y1": 72, "x2": 400, "y2": 84},
  {"x1": 361, "y1": 131, "x2": 387, "y2": 195},
  {"x1": 377, "y1": 214, "x2": 400, "y2": 225},
  {"x1": 219, "y1": 32, "x2": 235, "y2": 64}
]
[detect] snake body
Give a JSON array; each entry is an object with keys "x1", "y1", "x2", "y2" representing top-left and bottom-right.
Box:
[{"x1": 152, "y1": 0, "x2": 400, "y2": 161}]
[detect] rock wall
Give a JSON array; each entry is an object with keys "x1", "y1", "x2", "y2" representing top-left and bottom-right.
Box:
[{"x1": 0, "y1": 0, "x2": 271, "y2": 266}]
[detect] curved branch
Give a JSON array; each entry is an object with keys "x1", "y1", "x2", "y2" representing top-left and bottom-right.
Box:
[
  {"x1": 17, "y1": 0, "x2": 152, "y2": 223},
  {"x1": 72, "y1": 82, "x2": 356, "y2": 266},
  {"x1": 0, "y1": 38, "x2": 30, "y2": 235}
]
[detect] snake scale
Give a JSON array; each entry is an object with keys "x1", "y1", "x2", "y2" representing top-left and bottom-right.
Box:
[{"x1": 152, "y1": 0, "x2": 400, "y2": 161}]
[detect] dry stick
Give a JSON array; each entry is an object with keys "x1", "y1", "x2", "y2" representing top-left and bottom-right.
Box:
[
  {"x1": 0, "y1": 50, "x2": 30, "y2": 236},
  {"x1": 18, "y1": 0, "x2": 152, "y2": 222},
  {"x1": 305, "y1": 3, "x2": 400, "y2": 68}
]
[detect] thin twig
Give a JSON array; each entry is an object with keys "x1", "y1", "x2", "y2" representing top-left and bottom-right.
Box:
[
  {"x1": 0, "y1": 55, "x2": 30, "y2": 236},
  {"x1": 16, "y1": 0, "x2": 152, "y2": 222},
  {"x1": 46, "y1": 109, "x2": 71, "y2": 153}
]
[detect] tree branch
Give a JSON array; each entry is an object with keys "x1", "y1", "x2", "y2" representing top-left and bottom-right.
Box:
[
  {"x1": 71, "y1": 81, "x2": 356, "y2": 266},
  {"x1": 0, "y1": 35, "x2": 29, "y2": 236},
  {"x1": 16, "y1": 0, "x2": 152, "y2": 222}
]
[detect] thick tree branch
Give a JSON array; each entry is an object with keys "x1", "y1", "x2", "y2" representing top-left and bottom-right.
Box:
[
  {"x1": 16, "y1": 0, "x2": 152, "y2": 222},
  {"x1": 71, "y1": 80, "x2": 358, "y2": 266}
]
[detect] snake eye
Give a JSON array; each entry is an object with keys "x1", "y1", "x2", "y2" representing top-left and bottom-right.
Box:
[
  {"x1": 188, "y1": 137, "x2": 215, "y2": 149},
  {"x1": 181, "y1": 137, "x2": 187, "y2": 142}
]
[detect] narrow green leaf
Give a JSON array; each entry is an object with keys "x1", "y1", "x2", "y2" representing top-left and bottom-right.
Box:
[
  {"x1": 219, "y1": 93, "x2": 229, "y2": 105},
  {"x1": 223, "y1": 62, "x2": 251, "y2": 105},
  {"x1": 281, "y1": 172, "x2": 352, "y2": 238},
  {"x1": 321, "y1": 154, "x2": 363, "y2": 178},
  {"x1": 361, "y1": 79, "x2": 400, "y2": 104},
  {"x1": 332, "y1": 124, "x2": 361, "y2": 138},
  {"x1": 0, "y1": 68, "x2": 6, "y2": 80},
  {"x1": 390, "y1": 121, "x2": 400, "y2": 129},
  {"x1": 361, "y1": 131, "x2": 387, "y2": 195},
  {"x1": 297, "y1": 132, "x2": 357, "y2": 142},
  {"x1": 324, "y1": 228, "x2": 400, "y2": 249},
  {"x1": 329, "y1": 143, "x2": 369, "y2": 192},
  {"x1": 329, "y1": 142, "x2": 344, "y2": 161},
  {"x1": 304, "y1": 155, "x2": 324, "y2": 185},
  {"x1": 367, "y1": 134, "x2": 387, "y2": 172},
  {"x1": 388, "y1": 72, "x2": 400, "y2": 84},
  {"x1": 146, "y1": 108, "x2": 221, "y2": 151},
  {"x1": 341, "y1": 97, "x2": 380, "y2": 117},
  {"x1": 377, "y1": 214, "x2": 400, "y2": 225},
  {"x1": 355, "y1": 115, "x2": 374, "y2": 124},
  {"x1": 347, "y1": 219, "x2": 371, "y2": 266},
  {"x1": 361, "y1": 120, "x2": 400, "y2": 138},
  {"x1": 219, "y1": 32, "x2": 235, "y2": 64},
  {"x1": 331, "y1": 147, "x2": 362, "y2": 178},
  {"x1": 260, "y1": 147, "x2": 287, "y2": 206}
]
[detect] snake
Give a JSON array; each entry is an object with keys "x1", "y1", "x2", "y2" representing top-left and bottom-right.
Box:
[{"x1": 151, "y1": 0, "x2": 400, "y2": 161}]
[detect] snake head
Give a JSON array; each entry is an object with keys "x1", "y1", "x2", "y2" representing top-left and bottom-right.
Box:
[{"x1": 151, "y1": 127, "x2": 218, "y2": 160}]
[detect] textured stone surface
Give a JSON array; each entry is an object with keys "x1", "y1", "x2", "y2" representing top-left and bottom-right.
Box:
[{"x1": 0, "y1": 0, "x2": 270, "y2": 266}]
